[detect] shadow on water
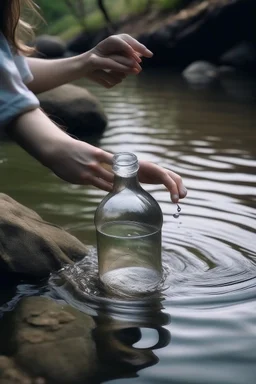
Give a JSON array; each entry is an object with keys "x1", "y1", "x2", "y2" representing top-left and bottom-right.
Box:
[{"x1": 49, "y1": 265, "x2": 171, "y2": 383}]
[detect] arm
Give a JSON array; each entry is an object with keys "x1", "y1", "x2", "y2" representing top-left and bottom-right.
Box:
[
  {"x1": 3, "y1": 32, "x2": 186, "y2": 201},
  {"x1": 7, "y1": 108, "x2": 187, "y2": 202},
  {"x1": 7, "y1": 107, "x2": 115, "y2": 190},
  {"x1": 27, "y1": 34, "x2": 152, "y2": 94},
  {"x1": 26, "y1": 56, "x2": 83, "y2": 94}
]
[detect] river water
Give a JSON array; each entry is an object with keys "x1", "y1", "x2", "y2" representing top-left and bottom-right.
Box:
[{"x1": 0, "y1": 70, "x2": 256, "y2": 383}]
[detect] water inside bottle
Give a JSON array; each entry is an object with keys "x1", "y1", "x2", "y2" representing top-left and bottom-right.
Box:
[{"x1": 96, "y1": 221, "x2": 162, "y2": 295}]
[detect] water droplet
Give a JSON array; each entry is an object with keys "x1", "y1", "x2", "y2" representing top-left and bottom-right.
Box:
[{"x1": 173, "y1": 204, "x2": 181, "y2": 219}]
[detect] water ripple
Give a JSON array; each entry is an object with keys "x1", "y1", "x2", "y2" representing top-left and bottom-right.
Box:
[{"x1": 1, "y1": 72, "x2": 256, "y2": 384}]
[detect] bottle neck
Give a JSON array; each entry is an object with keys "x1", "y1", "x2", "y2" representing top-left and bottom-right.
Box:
[
  {"x1": 112, "y1": 153, "x2": 140, "y2": 192},
  {"x1": 113, "y1": 174, "x2": 140, "y2": 192}
]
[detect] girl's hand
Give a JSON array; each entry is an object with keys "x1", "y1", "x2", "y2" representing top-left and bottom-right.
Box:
[
  {"x1": 78, "y1": 34, "x2": 153, "y2": 88},
  {"x1": 138, "y1": 161, "x2": 187, "y2": 203},
  {"x1": 9, "y1": 108, "x2": 187, "y2": 203},
  {"x1": 50, "y1": 139, "x2": 187, "y2": 203}
]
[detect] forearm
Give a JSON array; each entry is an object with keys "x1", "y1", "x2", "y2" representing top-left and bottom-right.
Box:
[
  {"x1": 6, "y1": 108, "x2": 72, "y2": 166},
  {"x1": 26, "y1": 55, "x2": 85, "y2": 94}
]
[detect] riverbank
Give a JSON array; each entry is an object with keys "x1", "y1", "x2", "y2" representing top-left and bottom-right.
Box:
[
  {"x1": 35, "y1": 0, "x2": 256, "y2": 79},
  {"x1": 65, "y1": 0, "x2": 256, "y2": 74}
]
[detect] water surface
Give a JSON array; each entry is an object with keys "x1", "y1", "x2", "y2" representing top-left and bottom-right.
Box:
[{"x1": 1, "y1": 70, "x2": 256, "y2": 383}]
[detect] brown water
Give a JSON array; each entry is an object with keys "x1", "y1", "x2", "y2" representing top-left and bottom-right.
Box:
[{"x1": 1, "y1": 70, "x2": 256, "y2": 383}]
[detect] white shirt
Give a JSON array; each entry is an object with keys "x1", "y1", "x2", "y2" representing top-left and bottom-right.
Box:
[{"x1": 0, "y1": 32, "x2": 39, "y2": 129}]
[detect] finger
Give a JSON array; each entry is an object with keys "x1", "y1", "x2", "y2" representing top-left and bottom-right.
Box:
[
  {"x1": 97, "y1": 35, "x2": 137, "y2": 57},
  {"x1": 160, "y1": 173, "x2": 181, "y2": 203},
  {"x1": 108, "y1": 54, "x2": 141, "y2": 69},
  {"x1": 89, "y1": 76, "x2": 114, "y2": 88},
  {"x1": 88, "y1": 161, "x2": 114, "y2": 183},
  {"x1": 120, "y1": 34, "x2": 153, "y2": 58},
  {"x1": 138, "y1": 161, "x2": 187, "y2": 203},
  {"x1": 96, "y1": 150, "x2": 113, "y2": 165},
  {"x1": 99, "y1": 162, "x2": 112, "y2": 172},
  {"x1": 132, "y1": 52, "x2": 142, "y2": 63},
  {"x1": 109, "y1": 70, "x2": 127, "y2": 78},
  {"x1": 166, "y1": 170, "x2": 188, "y2": 199},
  {"x1": 90, "y1": 176, "x2": 113, "y2": 192},
  {"x1": 92, "y1": 70, "x2": 125, "y2": 85},
  {"x1": 160, "y1": 171, "x2": 187, "y2": 203},
  {"x1": 89, "y1": 73, "x2": 119, "y2": 88},
  {"x1": 108, "y1": 70, "x2": 127, "y2": 80},
  {"x1": 93, "y1": 56, "x2": 141, "y2": 73},
  {"x1": 97, "y1": 35, "x2": 152, "y2": 61}
]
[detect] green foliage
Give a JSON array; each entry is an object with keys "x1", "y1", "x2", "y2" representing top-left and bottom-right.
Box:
[
  {"x1": 36, "y1": 0, "x2": 69, "y2": 21},
  {"x1": 158, "y1": 0, "x2": 182, "y2": 9},
  {"x1": 35, "y1": 0, "x2": 187, "y2": 40}
]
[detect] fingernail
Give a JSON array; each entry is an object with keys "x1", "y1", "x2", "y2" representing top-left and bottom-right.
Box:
[
  {"x1": 171, "y1": 194, "x2": 179, "y2": 203},
  {"x1": 145, "y1": 47, "x2": 153, "y2": 56}
]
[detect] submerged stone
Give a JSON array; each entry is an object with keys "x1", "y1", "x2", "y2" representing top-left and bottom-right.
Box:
[{"x1": 0, "y1": 297, "x2": 97, "y2": 383}]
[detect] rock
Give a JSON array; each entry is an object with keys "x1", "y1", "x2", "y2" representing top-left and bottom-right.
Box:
[
  {"x1": 34, "y1": 35, "x2": 67, "y2": 58},
  {"x1": 220, "y1": 70, "x2": 256, "y2": 102},
  {"x1": 218, "y1": 65, "x2": 237, "y2": 75},
  {"x1": 67, "y1": 30, "x2": 97, "y2": 54},
  {"x1": 0, "y1": 297, "x2": 97, "y2": 383},
  {"x1": 66, "y1": 0, "x2": 256, "y2": 71},
  {"x1": 38, "y1": 84, "x2": 107, "y2": 138},
  {"x1": 0, "y1": 193, "x2": 88, "y2": 277},
  {"x1": 67, "y1": 27, "x2": 111, "y2": 54},
  {"x1": 182, "y1": 61, "x2": 219, "y2": 85},
  {"x1": 0, "y1": 356, "x2": 32, "y2": 384},
  {"x1": 219, "y1": 41, "x2": 256, "y2": 73},
  {"x1": 128, "y1": 0, "x2": 256, "y2": 69}
]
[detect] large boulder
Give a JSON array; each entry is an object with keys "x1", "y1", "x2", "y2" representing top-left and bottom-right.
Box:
[
  {"x1": 0, "y1": 297, "x2": 97, "y2": 383},
  {"x1": 34, "y1": 35, "x2": 67, "y2": 58},
  {"x1": 0, "y1": 193, "x2": 88, "y2": 277},
  {"x1": 38, "y1": 84, "x2": 107, "y2": 138},
  {"x1": 66, "y1": 0, "x2": 256, "y2": 72},
  {"x1": 122, "y1": 0, "x2": 256, "y2": 70}
]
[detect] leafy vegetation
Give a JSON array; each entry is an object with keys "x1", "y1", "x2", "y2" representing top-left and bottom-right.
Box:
[{"x1": 35, "y1": 0, "x2": 195, "y2": 40}]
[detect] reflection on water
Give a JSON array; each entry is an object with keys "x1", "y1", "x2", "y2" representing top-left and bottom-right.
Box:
[
  {"x1": 0, "y1": 70, "x2": 256, "y2": 383},
  {"x1": 93, "y1": 298, "x2": 170, "y2": 383},
  {"x1": 50, "y1": 270, "x2": 171, "y2": 383}
]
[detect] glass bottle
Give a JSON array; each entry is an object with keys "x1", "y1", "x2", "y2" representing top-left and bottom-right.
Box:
[{"x1": 94, "y1": 152, "x2": 163, "y2": 296}]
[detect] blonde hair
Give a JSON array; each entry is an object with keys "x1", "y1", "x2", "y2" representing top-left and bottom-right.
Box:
[{"x1": 0, "y1": 0, "x2": 39, "y2": 55}]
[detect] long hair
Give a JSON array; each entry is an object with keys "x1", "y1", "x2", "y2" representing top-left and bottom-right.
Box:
[{"x1": 0, "y1": 0, "x2": 39, "y2": 55}]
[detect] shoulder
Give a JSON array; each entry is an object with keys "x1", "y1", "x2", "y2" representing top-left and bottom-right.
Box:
[
  {"x1": 0, "y1": 32, "x2": 39, "y2": 129},
  {"x1": 0, "y1": 32, "x2": 33, "y2": 84},
  {"x1": 0, "y1": 31, "x2": 13, "y2": 59}
]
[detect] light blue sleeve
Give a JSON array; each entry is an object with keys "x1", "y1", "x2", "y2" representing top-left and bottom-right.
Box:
[
  {"x1": 0, "y1": 32, "x2": 39, "y2": 129},
  {"x1": 13, "y1": 54, "x2": 34, "y2": 84}
]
